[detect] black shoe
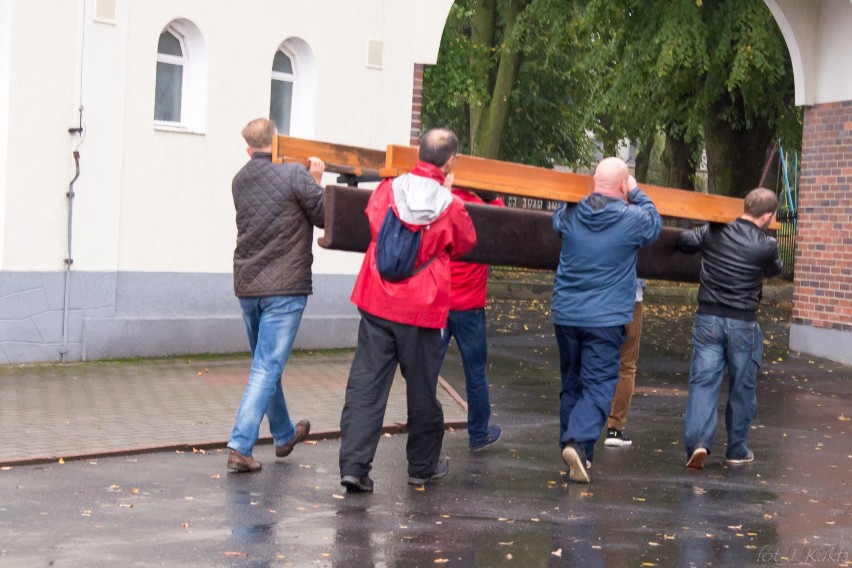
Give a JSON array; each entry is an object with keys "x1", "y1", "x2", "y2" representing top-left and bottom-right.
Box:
[
  {"x1": 561, "y1": 444, "x2": 590, "y2": 483},
  {"x1": 604, "y1": 428, "x2": 632, "y2": 448},
  {"x1": 275, "y1": 420, "x2": 311, "y2": 458},
  {"x1": 470, "y1": 425, "x2": 503, "y2": 452},
  {"x1": 341, "y1": 474, "x2": 374, "y2": 493},
  {"x1": 408, "y1": 457, "x2": 450, "y2": 486}
]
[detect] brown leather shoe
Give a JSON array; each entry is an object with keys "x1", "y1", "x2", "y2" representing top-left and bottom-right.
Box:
[
  {"x1": 275, "y1": 419, "x2": 311, "y2": 458},
  {"x1": 227, "y1": 450, "x2": 262, "y2": 473}
]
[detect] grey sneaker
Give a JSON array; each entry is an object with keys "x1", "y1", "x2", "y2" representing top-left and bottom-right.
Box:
[
  {"x1": 341, "y1": 474, "x2": 374, "y2": 493},
  {"x1": 408, "y1": 457, "x2": 450, "y2": 486},
  {"x1": 561, "y1": 444, "x2": 590, "y2": 483},
  {"x1": 726, "y1": 449, "x2": 754, "y2": 465}
]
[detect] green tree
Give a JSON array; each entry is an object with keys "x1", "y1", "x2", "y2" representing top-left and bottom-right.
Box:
[
  {"x1": 583, "y1": 0, "x2": 801, "y2": 196},
  {"x1": 423, "y1": 0, "x2": 597, "y2": 167}
]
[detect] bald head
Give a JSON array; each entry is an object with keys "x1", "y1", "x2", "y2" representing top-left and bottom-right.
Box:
[
  {"x1": 418, "y1": 128, "x2": 459, "y2": 172},
  {"x1": 593, "y1": 157, "x2": 631, "y2": 199}
]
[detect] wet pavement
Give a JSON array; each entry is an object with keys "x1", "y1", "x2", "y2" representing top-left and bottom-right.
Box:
[{"x1": 1, "y1": 292, "x2": 850, "y2": 567}]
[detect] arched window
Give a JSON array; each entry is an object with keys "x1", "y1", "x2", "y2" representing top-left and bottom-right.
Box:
[
  {"x1": 153, "y1": 20, "x2": 207, "y2": 132},
  {"x1": 270, "y1": 49, "x2": 295, "y2": 134},
  {"x1": 155, "y1": 28, "x2": 184, "y2": 123},
  {"x1": 269, "y1": 39, "x2": 316, "y2": 138}
]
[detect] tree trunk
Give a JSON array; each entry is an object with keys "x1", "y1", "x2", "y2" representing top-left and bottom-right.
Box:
[
  {"x1": 469, "y1": 0, "x2": 525, "y2": 160},
  {"x1": 704, "y1": 102, "x2": 775, "y2": 198},
  {"x1": 634, "y1": 131, "x2": 656, "y2": 184},
  {"x1": 662, "y1": 133, "x2": 694, "y2": 190}
]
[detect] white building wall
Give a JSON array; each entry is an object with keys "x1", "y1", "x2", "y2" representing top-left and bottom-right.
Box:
[
  {"x1": 0, "y1": 0, "x2": 454, "y2": 363},
  {"x1": 0, "y1": 0, "x2": 13, "y2": 269},
  {"x1": 766, "y1": 0, "x2": 852, "y2": 105}
]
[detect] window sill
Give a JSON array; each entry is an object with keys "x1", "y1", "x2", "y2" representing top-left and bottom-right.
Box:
[{"x1": 153, "y1": 123, "x2": 206, "y2": 136}]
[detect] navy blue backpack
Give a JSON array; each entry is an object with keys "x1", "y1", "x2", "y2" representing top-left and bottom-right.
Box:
[{"x1": 375, "y1": 207, "x2": 436, "y2": 282}]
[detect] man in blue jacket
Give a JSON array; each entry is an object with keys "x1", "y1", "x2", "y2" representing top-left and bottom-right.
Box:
[{"x1": 552, "y1": 157, "x2": 661, "y2": 483}]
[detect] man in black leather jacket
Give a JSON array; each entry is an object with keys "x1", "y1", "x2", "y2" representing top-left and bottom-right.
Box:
[{"x1": 676, "y1": 188, "x2": 782, "y2": 470}]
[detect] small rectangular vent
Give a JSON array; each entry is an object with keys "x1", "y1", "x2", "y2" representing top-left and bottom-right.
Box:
[
  {"x1": 93, "y1": 0, "x2": 117, "y2": 25},
  {"x1": 366, "y1": 39, "x2": 383, "y2": 70}
]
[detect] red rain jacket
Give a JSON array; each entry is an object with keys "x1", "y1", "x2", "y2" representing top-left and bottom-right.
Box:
[
  {"x1": 350, "y1": 162, "x2": 477, "y2": 329},
  {"x1": 448, "y1": 189, "x2": 504, "y2": 311}
]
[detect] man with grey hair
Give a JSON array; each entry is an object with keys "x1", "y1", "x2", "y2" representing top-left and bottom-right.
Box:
[
  {"x1": 677, "y1": 188, "x2": 782, "y2": 470},
  {"x1": 226, "y1": 118, "x2": 326, "y2": 473},
  {"x1": 338, "y1": 128, "x2": 476, "y2": 493}
]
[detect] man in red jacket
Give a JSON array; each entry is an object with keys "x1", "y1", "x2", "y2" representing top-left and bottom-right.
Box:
[
  {"x1": 440, "y1": 189, "x2": 504, "y2": 451},
  {"x1": 339, "y1": 128, "x2": 477, "y2": 493}
]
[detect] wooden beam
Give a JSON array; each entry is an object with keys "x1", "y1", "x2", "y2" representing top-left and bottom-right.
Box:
[
  {"x1": 274, "y1": 135, "x2": 385, "y2": 177},
  {"x1": 382, "y1": 145, "x2": 781, "y2": 230},
  {"x1": 275, "y1": 135, "x2": 780, "y2": 230}
]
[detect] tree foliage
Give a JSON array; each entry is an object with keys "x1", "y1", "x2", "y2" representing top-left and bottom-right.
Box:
[
  {"x1": 423, "y1": 0, "x2": 801, "y2": 197},
  {"x1": 582, "y1": 0, "x2": 801, "y2": 195},
  {"x1": 423, "y1": 0, "x2": 598, "y2": 167}
]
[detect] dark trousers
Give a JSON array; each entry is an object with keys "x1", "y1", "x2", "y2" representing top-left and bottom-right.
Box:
[
  {"x1": 555, "y1": 323, "x2": 626, "y2": 462},
  {"x1": 339, "y1": 310, "x2": 445, "y2": 479}
]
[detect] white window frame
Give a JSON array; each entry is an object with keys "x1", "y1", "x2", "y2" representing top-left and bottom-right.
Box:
[
  {"x1": 154, "y1": 20, "x2": 207, "y2": 134},
  {"x1": 272, "y1": 38, "x2": 317, "y2": 138},
  {"x1": 270, "y1": 48, "x2": 296, "y2": 135},
  {"x1": 154, "y1": 27, "x2": 186, "y2": 125}
]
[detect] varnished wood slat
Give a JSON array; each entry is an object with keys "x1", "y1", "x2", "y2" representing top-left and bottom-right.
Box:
[
  {"x1": 275, "y1": 135, "x2": 386, "y2": 177},
  {"x1": 382, "y1": 145, "x2": 780, "y2": 230}
]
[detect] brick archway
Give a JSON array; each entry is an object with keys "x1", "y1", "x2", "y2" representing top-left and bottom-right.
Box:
[{"x1": 765, "y1": 0, "x2": 852, "y2": 365}]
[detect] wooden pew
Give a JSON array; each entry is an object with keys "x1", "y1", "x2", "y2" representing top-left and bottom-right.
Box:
[
  {"x1": 276, "y1": 135, "x2": 779, "y2": 229},
  {"x1": 276, "y1": 135, "x2": 780, "y2": 282}
]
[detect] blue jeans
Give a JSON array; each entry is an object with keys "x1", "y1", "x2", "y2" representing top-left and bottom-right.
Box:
[
  {"x1": 228, "y1": 295, "x2": 307, "y2": 456},
  {"x1": 683, "y1": 314, "x2": 763, "y2": 460},
  {"x1": 440, "y1": 309, "x2": 492, "y2": 446},
  {"x1": 554, "y1": 324, "x2": 625, "y2": 463}
]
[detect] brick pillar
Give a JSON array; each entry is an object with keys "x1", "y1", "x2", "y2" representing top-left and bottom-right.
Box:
[
  {"x1": 410, "y1": 63, "x2": 424, "y2": 146},
  {"x1": 789, "y1": 100, "x2": 852, "y2": 364}
]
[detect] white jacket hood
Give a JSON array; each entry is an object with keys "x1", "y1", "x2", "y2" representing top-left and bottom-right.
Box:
[{"x1": 392, "y1": 173, "x2": 453, "y2": 225}]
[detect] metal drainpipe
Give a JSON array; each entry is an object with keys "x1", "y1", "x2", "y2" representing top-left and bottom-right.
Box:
[
  {"x1": 60, "y1": 138, "x2": 82, "y2": 363},
  {"x1": 60, "y1": 1, "x2": 87, "y2": 362}
]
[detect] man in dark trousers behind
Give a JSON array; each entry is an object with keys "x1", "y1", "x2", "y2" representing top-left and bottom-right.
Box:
[
  {"x1": 552, "y1": 157, "x2": 662, "y2": 484},
  {"x1": 338, "y1": 128, "x2": 476, "y2": 493},
  {"x1": 677, "y1": 188, "x2": 782, "y2": 470}
]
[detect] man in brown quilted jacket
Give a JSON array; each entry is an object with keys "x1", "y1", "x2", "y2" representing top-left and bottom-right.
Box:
[{"x1": 226, "y1": 118, "x2": 325, "y2": 473}]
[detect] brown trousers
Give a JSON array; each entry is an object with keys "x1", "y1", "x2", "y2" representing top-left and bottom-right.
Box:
[{"x1": 608, "y1": 301, "x2": 643, "y2": 430}]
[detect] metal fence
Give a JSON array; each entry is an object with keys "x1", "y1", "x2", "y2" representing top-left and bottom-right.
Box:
[{"x1": 775, "y1": 209, "x2": 796, "y2": 281}]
